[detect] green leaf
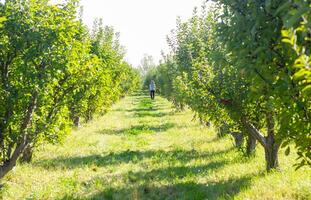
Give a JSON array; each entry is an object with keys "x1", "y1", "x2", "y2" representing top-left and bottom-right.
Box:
[
  {"x1": 281, "y1": 38, "x2": 293, "y2": 45},
  {"x1": 293, "y1": 69, "x2": 308, "y2": 81},
  {"x1": 0, "y1": 17, "x2": 6, "y2": 23},
  {"x1": 302, "y1": 85, "x2": 311, "y2": 96},
  {"x1": 281, "y1": 140, "x2": 290, "y2": 148},
  {"x1": 253, "y1": 47, "x2": 265, "y2": 55},
  {"x1": 0, "y1": 16, "x2": 6, "y2": 28},
  {"x1": 274, "y1": 2, "x2": 291, "y2": 16},
  {"x1": 284, "y1": 7, "x2": 309, "y2": 28},
  {"x1": 285, "y1": 147, "x2": 290, "y2": 156}
]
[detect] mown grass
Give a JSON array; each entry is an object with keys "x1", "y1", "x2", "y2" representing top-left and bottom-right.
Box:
[{"x1": 1, "y1": 91, "x2": 310, "y2": 200}]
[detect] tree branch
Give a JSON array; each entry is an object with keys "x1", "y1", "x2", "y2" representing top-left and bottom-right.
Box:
[{"x1": 241, "y1": 116, "x2": 267, "y2": 147}]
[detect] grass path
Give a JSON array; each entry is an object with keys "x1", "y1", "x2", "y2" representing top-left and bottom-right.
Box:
[{"x1": 1, "y1": 92, "x2": 311, "y2": 200}]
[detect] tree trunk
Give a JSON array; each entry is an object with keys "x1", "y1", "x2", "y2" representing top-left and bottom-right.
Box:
[
  {"x1": 264, "y1": 112, "x2": 279, "y2": 171},
  {"x1": 241, "y1": 115, "x2": 279, "y2": 171},
  {"x1": 86, "y1": 110, "x2": 93, "y2": 123},
  {"x1": 264, "y1": 135, "x2": 279, "y2": 171},
  {"x1": 230, "y1": 132, "x2": 244, "y2": 147},
  {"x1": 246, "y1": 133, "x2": 256, "y2": 155},
  {"x1": 0, "y1": 138, "x2": 29, "y2": 179},
  {"x1": 179, "y1": 103, "x2": 184, "y2": 111},
  {"x1": 218, "y1": 123, "x2": 230, "y2": 138},
  {"x1": 20, "y1": 145, "x2": 33, "y2": 163},
  {"x1": 0, "y1": 91, "x2": 37, "y2": 179},
  {"x1": 73, "y1": 116, "x2": 80, "y2": 127}
]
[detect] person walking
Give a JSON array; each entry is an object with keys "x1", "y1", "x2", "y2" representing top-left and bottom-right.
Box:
[{"x1": 149, "y1": 80, "x2": 156, "y2": 100}]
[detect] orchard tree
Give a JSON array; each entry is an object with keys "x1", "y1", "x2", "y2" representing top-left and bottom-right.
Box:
[
  {"x1": 0, "y1": 0, "x2": 140, "y2": 177},
  {"x1": 212, "y1": 0, "x2": 310, "y2": 169},
  {"x1": 139, "y1": 54, "x2": 156, "y2": 80},
  {"x1": 280, "y1": 0, "x2": 311, "y2": 165},
  {"x1": 152, "y1": 0, "x2": 310, "y2": 171},
  {"x1": 0, "y1": 0, "x2": 88, "y2": 176}
]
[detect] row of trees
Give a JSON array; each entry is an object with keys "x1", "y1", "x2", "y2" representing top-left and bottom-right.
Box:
[
  {"x1": 147, "y1": 0, "x2": 310, "y2": 171},
  {"x1": 0, "y1": 0, "x2": 140, "y2": 178}
]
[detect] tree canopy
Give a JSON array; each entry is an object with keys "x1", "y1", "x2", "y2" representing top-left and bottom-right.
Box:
[
  {"x1": 148, "y1": 0, "x2": 310, "y2": 171},
  {"x1": 0, "y1": 0, "x2": 140, "y2": 178}
]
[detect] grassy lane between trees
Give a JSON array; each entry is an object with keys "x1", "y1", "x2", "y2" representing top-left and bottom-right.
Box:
[{"x1": 1, "y1": 92, "x2": 310, "y2": 200}]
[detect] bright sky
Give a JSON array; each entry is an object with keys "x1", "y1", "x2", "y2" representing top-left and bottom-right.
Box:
[{"x1": 68, "y1": 0, "x2": 206, "y2": 66}]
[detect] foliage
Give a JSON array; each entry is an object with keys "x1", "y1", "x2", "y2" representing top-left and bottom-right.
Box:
[
  {"x1": 139, "y1": 54, "x2": 156, "y2": 82},
  {"x1": 0, "y1": 0, "x2": 140, "y2": 178},
  {"x1": 69, "y1": 19, "x2": 140, "y2": 122},
  {"x1": 150, "y1": 1, "x2": 311, "y2": 170},
  {"x1": 279, "y1": 0, "x2": 311, "y2": 165}
]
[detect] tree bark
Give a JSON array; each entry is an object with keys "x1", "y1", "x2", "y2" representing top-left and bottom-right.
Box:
[
  {"x1": 264, "y1": 135, "x2": 279, "y2": 171},
  {"x1": 179, "y1": 103, "x2": 184, "y2": 111},
  {"x1": 246, "y1": 133, "x2": 256, "y2": 155},
  {"x1": 20, "y1": 145, "x2": 33, "y2": 163},
  {"x1": 73, "y1": 116, "x2": 80, "y2": 127},
  {"x1": 0, "y1": 91, "x2": 37, "y2": 179},
  {"x1": 218, "y1": 123, "x2": 230, "y2": 138},
  {"x1": 264, "y1": 112, "x2": 279, "y2": 171},
  {"x1": 86, "y1": 112, "x2": 92, "y2": 123},
  {"x1": 230, "y1": 132, "x2": 244, "y2": 147},
  {"x1": 241, "y1": 117, "x2": 266, "y2": 147},
  {"x1": 241, "y1": 115, "x2": 279, "y2": 171},
  {"x1": 0, "y1": 139, "x2": 30, "y2": 179}
]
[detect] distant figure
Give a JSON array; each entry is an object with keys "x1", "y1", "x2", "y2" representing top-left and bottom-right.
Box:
[{"x1": 149, "y1": 80, "x2": 156, "y2": 100}]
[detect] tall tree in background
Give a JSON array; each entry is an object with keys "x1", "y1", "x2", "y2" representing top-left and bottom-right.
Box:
[{"x1": 138, "y1": 54, "x2": 156, "y2": 79}]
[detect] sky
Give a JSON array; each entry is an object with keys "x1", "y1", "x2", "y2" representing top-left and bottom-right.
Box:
[
  {"x1": 52, "y1": 0, "x2": 206, "y2": 67},
  {"x1": 1, "y1": 0, "x2": 206, "y2": 67}
]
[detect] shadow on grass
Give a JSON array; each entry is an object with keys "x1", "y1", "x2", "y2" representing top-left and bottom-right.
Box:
[
  {"x1": 126, "y1": 107, "x2": 157, "y2": 112},
  {"x1": 126, "y1": 161, "x2": 228, "y2": 183},
  {"x1": 97, "y1": 122, "x2": 175, "y2": 136},
  {"x1": 59, "y1": 174, "x2": 252, "y2": 200},
  {"x1": 34, "y1": 147, "x2": 234, "y2": 171},
  {"x1": 133, "y1": 111, "x2": 174, "y2": 118}
]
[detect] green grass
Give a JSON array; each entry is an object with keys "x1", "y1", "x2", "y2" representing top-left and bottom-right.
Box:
[{"x1": 1, "y1": 92, "x2": 310, "y2": 200}]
